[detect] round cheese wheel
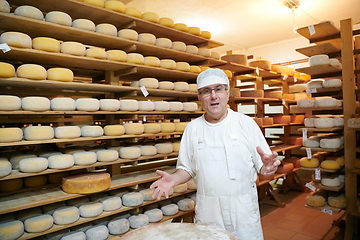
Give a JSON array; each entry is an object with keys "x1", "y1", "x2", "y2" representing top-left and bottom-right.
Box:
[
  {"x1": 104, "y1": 0, "x2": 125, "y2": 13},
  {"x1": 0, "y1": 178, "x2": 23, "y2": 192},
  {"x1": 120, "y1": 99, "x2": 139, "y2": 111},
  {"x1": 154, "y1": 101, "x2": 170, "y2": 111},
  {"x1": 32, "y1": 37, "x2": 61, "y2": 53},
  {"x1": 303, "y1": 138, "x2": 320, "y2": 148},
  {"x1": 83, "y1": 0, "x2": 105, "y2": 7},
  {"x1": 155, "y1": 142, "x2": 173, "y2": 154},
  {"x1": 144, "y1": 208, "x2": 163, "y2": 222},
  {"x1": 139, "y1": 77, "x2": 159, "y2": 88},
  {"x1": 53, "y1": 206, "x2": 79, "y2": 225},
  {"x1": 95, "y1": 23, "x2": 117, "y2": 36},
  {"x1": 61, "y1": 41, "x2": 86, "y2": 56},
  {"x1": 143, "y1": 123, "x2": 161, "y2": 134},
  {"x1": 96, "y1": 149, "x2": 118, "y2": 162},
  {"x1": 126, "y1": 53, "x2": 144, "y2": 64},
  {"x1": 99, "y1": 99, "x2": 120, "y2": 111},
  {"x1": 182, "y1": 102, "x2": 198, "y2": 111},
  {"x1": 0, "y1": 158, "x2": 11, "y2": 177},
  {"x1": 211, "y1": 51, "x2": 221, "y2": 59},
  {"x1": 104, "y1": 124, "x2": 125, "y2": 136},
  {"x1": 124, "y1": 123, "x2": 144, "y2": 134},
  {"x1": 107, "y1": 49, "x2": 127, "y2": 61},
  {"x1": 158, "y1": 81, "x2": 174, "y2": 90},
  {"x1": 108, "y1": 217, "x2": 130, "y2": 235},
  {"x1": 129, "y1": 214, "x2": 149, "y2": 229},
  {"x1": 86, "y1": 225, "x2": 109, "y2": 240},
  {"x1": 174, "y1": 122, "x2": 188, "y2": 132},
  {"x1": 329, "y1": 58, "x2": 342, "y2": 68},
  {"x1": 159, "y1": 17, "x2": 174, "y2": 27},
  {"x1": 249, "y1": 60, "x2": 271, "y2": 70},
  {"x1": 0, "y1": 62, "x2": 15, "y2": 78},
  {"x1": 138, "y1": 101, "x2": 154, "y2": 111},
  {"x1": 0, "y1": 0, "x2": 10, "y2": 13},
  {"x1": 79, "y1": 202, "x2": 103, "y2": 218},
  {"x1": 119, "y1": 146, "x2": 141, "y2": 159},
  {"x1": 62, "y1": 172, "x2": 111, "y2": 194},
  {"x1": 304, "y1": 118, "x2": 315, "y2": 127},
  {"x1": 22, "y1": 96, "x2": 50, "y2": 111},
  {"x1": 100, "y1": 196, "x2": 122, "y2": 211},
  {"x1": 50, "y1": 97, "x2": 76, "y2": 111},
  {"x1": 24, "y1": 126, "x2": 54, "y2": 140},
  {"x1": 174, "y1": 82, "x2": 189, "y2": 91},
  {"x1": 321, "y1": 175, "x2": 341, "y2": 187},
  {"x1": 141, "y1": 12, "x2": 159, "y2": 23},
  {"x1": 140, "y1": 188, "x2": 155, "y2": 201},
  {"x1": 322, "y1": 78, "x2": 342, "y2": 88},
  {"x1": 55, "y1": 126, "x2": 81, "y2": 139},
  {"x1": 198, "y1": 48, "x2": 211, "y2": 57},
  {"x1": 122, "y1": 192, "x2": 144, "y2": 206},
  {"x1": 200, "y1": 66, "x2": 210, "y2": 72},
  {"x1": 118, "y1": 29, "x2": 138, "y2": 41},
  {"x1": 47, "y1": 67, "x2": 74, "y2": 82},
  {"x1": 0, "y1": 31, "x2": 32, "y2": 48},
  {"x1": 314, "y1": 118, "x2": 335, "y2": 128},
  {"x1": 188, "y1": 84, "x2": 197, "y2": 92},
  {"x1": 86, "y1": 47, "x2": 107, "y2": 59},
  {"x1": 73, "y1": 151, "x2": 97, "y2": 165},
  {"x1": 300, "y1": 157, "x2": 319, "y2": 168},
  {"x1": 48, "y1": 154, "x2": 74, "y2": 169},
  {"x1": 19, "y1": 157, "x2": 48, "y2": 173},
  {"x1": 174, "y1": 23, "x2": 188, "y2": 32},
  {"x1": 14, "y1": 5, "x2": 43, "y2": 20},
  {"x1": 17, "y1": 64, "x2": 47, "y2": 80},
  {"x1": 24, "y1": 214, "x2": 53, "y2": 233},
  {"x1": 169, "y1": 102, "x2": 183, "y2": 111},
  {"x1": 328, "y1": 194, "x2": 346, "y2": 208},
  {"x1": 172, "y1": 141, "x2": 181, "y2": 152},
  {"x1": 186, "y1": 45, "x2": 198, "y2": 54},
  {"x1": 160, "y1": 59, "x2": 176, "y2": 69},
  {"x1": 306, "y1": 195, "x2": 325, "y2": 207},
  {"x1": 140, "y1": 145, "x2": 157, "y2": 156},
  {"x1": 144, "y1": 56, "x2": 161, "y2": 67},
  {"x1": 60, "y1": 231, "x2": 86, "y2": 240},
  {"x1": 0, "y1": 95, "x2": 21, "y2": 110},
  {"x1": 307, "y1": 79, "x2": 324, "y2": 89},
  {"x1": 10, "y1": 154, "x2": 37, "y2": 170},
  {"x1": 155, "y1": 38, "x2": 172, "y2": 48},
  {"x1": 187, "y1": 179, "x2": 197, "y2": 189},
  {"x1": 138, "y1": 33, "x2": 156, "y2": 44},
  {"x1": 177, "y1": 198, "x2": 195, "y2": 211},
  {"x1": 76, "y1": 98, "x2": 100, "y2": 111},
  {"x1": 320, "y1": 138, "x2": 342, "y2": 149},
  {"x1": 72, "y1": 18, "x2": 96, "y2": 31},
  {"x1": 201, "y1": 31, "x2": 212, "y2": 39},
  {"x1": 0, "y1": 220, "x2": 24, "y2": 240},
  {"x1": 176, "y1": 62, "x2": 190, "y2": 72},
  {"x1": 47, "y1": 172, "x2": 69, "y2": 184},
  {"x1": 171, "y1": 41, "x2": 186, "y2": 51},
  {"x1": 297, "y1": 98, "x2": 316, "y2": 108},
  {"x1": 173, "y1": 183, "x2": 187, "y2": 192},
  {"x1": 161, "y1": 203, "x2": 179, "y2": 215},
  {"x1": 124, "y1": 7, "x2": 141, "y2": 18},
  {"x1": 189, "y1": 65, "x2": 201, "y2": 74},
  {"x1": 45, "y1": 11, "x2": 72, "y2": 26},
  {"x1": 81, "y1": 125, "x2": 103, "y2": 137},
  {"x1": 276, "y1": 162, "x2": 294, "y2": 174},
  {"x1": 309, "y1": 54, "x2": 330, "y2": 66},
  {"x1": 188, "y1": 26, "x2": 201, "y2": 36}
]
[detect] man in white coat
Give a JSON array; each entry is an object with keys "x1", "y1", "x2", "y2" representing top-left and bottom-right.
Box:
[{"x1": 150, "y1": 68, "x2": 280, "y2": 240}]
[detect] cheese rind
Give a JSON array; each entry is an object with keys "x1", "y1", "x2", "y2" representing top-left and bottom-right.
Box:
[
  {"x1": 144, "y1": 56, "x2": 161, "y2": 67},
  {"x1": 61, "y1": 42, "x2": 86, "y2": 56},
  {"x1": 107, "y1": 50, "x2": 127, "y2": 61},
  {"x1": 72, "y1": 18, "x2": 96, "y2": 31},
  {"x1": 17, "y1": 64, "x2": 47, "y2": 80},
  {"x1": 300, "y1": 157, "x2": 319, "y2": 168},
  {"x1": 138, "y1": 101, "x2": 155, "y2": 111},
  {"x1": 306, "y1": 195, "x2": 325, "y2": 207},
  {"x1": 86, "y1": 225, "x2": 109, "y2": 240},
  {"x1": 143, "y1": 123, "x2": 161, "y2": 134},
  {"x1": 79, "y1": 202, "x2": 103, "y2": 218},
  {"x1": 0, "y1": 178, "x2": 23, "y2": 192},
  {"x1": 177, "y1": 198, "x2": 195, "y2": 211},
  {"x1": 104, "y1": 124, "x2": 125, "y2": 136},
  {"x1": 95, "y1": 23, "x2": 117, "y2": 36},
  {"x1": 124, "y1": 123, "x2": 144, "y2": 135},
  {"x1": 99, "y1": 99, "x2": 120, "y2": 111},
  {"x1": 24, "y1": 214, "x2": 53, "y2": 233},
  {"x1": 96, "y1": 149, "x2": 118, "y2": 162},
  {"x1": 0, "y1": 159, "x2": 11, "y2": 177},
  {"x1": 24, "y1": 126, "x2": 54, "y2": 140},
  {"x1": 47, "y1": 68, "x2": 74, "y2": 82},
  {"x1": 124, "y1": 7, "x2": 142, "y2": 18},
  {"x1": 128, "y1": 214, "x2": 149, "y2": 229},
  {"x1": 120, "y1": 99, "x2": 139, "y2": 111},
  {"x1": 108, "y1": 217, "x2": 130, "y2": 235},
  {"x1": 171, "y1": 41, "x2": 186, "y2": 51},
  {"x1": 138, "y1": 33, "x2": 156, "y2": 44},
  {"x1": 53, "y1": 206, "x2": 80, "y2": 225},
  {"x1": 0, "y1": 62, "x2": 15, "y2": 78},
  {"x1": 100, "y1": 196, "x2": 122, "y2": 211},
  {"x1": 159, "y1": 123, "x2": 175, "y2": 133},
  {"x1": 156, "y1": 38, "x2": 172, "y2": 48},
  {"x1": 32, "y1": 37, "x2": 61, "y2": 52},
  {"x1": 161, "y1": 203, "x2": 179, "y2": 215},
  {"x1": 14, "y1": 5, "x2": 43, "y2": 20},
  {"x1": 158, "y1": 81, "x2": 175, "y2": 90},
  {"x1": 122, "y1": 192, "x2": 144, "y2": 206},
  {"x1": 73, "y1": 151, "x2": 97, "y2": 165},
  {"x1": 119, "y1": 146, "x2": 141, "y2": 159},
  {"x1": 0, "y1": 220, "x2": 24, "y2": 240},
  {"x1": 104, "y1": 0, "x2": 125, "y2": 13},
  {"x1": 144, "y1": 208, "x2": 163, "y2": 222},
  {"x1": 118, "y1": 29, "x2": 138, "y2": 41},
  {"x1": 19, "y1": 157, "x2": 48, "y2": 173},
  {"x1": 76, "y1": 98, "x2": 100, "y2": 111},
  {"x1": 159, "y1": 17, "x2": 174, "y2": 27},
  {"x1": 182, "y1": 102, "x2": 198, "y2": 111},
  {"x1": 51, "y1": 97, "x2": 76, "y2": 111},
  {"x1": 0, "y1": 128, "x2": 22, "y2": 143},
  {"x1": 62, "y1": 172, "x2": 111, "y2": 194},
  {"x1": 48, "y1": 154, "x2": 75, "y2": 169},
  {"x1": 309, "y1": 54, "x2": 330, "y2": 66},
  {"x1": 126, "y1": 53, "x2": 144, "y2": 64},
  {"x1": 45, "y1": 11, "x2": 72, "y2": 26}
]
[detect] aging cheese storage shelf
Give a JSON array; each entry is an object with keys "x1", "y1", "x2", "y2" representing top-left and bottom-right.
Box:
[{"x1": 296, "y1": 64, "x2": 342, "y2": 77}]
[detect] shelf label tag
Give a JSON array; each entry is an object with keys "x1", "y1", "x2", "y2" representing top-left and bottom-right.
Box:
[
  {"x1": 302, "y1": 128, "x2": 308, "y2": 141},
  {"x1": 143, "y1": 116, "x2": 146, "y2": 122},
  {"x1": 305, "y1": 182, "x2": 316, "y2": 192},
  {"x1": 255, "y1": 67, "x2": 260, "y2": 76},
  {"x1": 306, "y1": 148, "x2": 312, "y2": 159},
  {"x1": 0, "y1": 43, "x2": 11, "y2": 53},
  {"x1": 294, "y1": 77, "x2": 298, "y2": 83},
  {"x1": 306, "y1": 88, "x2": 317, "y2": 94},
  {"x1": 322, "y1": 208, "x2": 333, "y2": 215},
  {"x1": 140, "y1": 86, "x2": 149, "y2": 97},
  {"x1": 283, "y1": 75, "x2": 288, "y2": 80},
  {"x1": 308, "y1": 25, "x2": 316, "y2": 35},
  {"x1": 315, "y1": 168, "x2": 321, "y2": 180}
]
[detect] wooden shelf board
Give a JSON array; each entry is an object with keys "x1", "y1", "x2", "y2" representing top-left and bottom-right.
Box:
[
  {"x1": 297, "y1": 127, "x2": 344, "y2": 132},
  {"x1": 307, "y1": 87, "x2": 342, "y2": 94},
  {"x1": 296, "y1": 106, "x2": 343, "y2": 111},
  {"x1": 312, "y1": 181, "x2": 344, "y2": 191},
  {"x1": 300, "y1": 146, "x2": 344, "y2": 152},
  {"x1": 305, "y1": 204, "x2": 342, "y2": 213},
  {"x1": 301, "y1": 167, "x2": 339, "y2": 173},
  {"x1": 270, "y1": 144, "x2": 301, "y2": 152},
  {"x1": 296, "y1": 21, "x2": 340, "y2": 43},
  {"x1": 296, "y1": 42, "x2": 341, "y2": 57},
  {"x1": 296, "y1": 64, "x2": 342, "y2": 76}
]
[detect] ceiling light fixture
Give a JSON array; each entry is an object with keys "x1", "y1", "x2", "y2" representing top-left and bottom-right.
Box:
[{"x1": 278, "y1": 0, "x2": 300, "y2": 10}]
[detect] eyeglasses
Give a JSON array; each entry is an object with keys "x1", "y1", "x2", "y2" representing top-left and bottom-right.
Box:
[{"x1": 198, "y1": 85, "x2": 228, "y2": 97}]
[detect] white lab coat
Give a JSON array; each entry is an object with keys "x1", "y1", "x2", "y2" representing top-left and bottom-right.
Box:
[{"x1": 177, "y1": 109, "x2": 271, "y2": 240}]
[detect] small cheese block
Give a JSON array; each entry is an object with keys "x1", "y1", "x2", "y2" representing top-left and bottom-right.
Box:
[
  {"x1": 160, "y1": 59, "x2": 176, "y2": 69},
  {"x1": 300, "y1": 157, "x2": 319, "y2": 168},
  {"x1": 171, "y1": 41, "x2": 186, "y2": 51},
  {"x1": 144, "y1": 57, "x2": 161, "y2": 67},
  {"x1": 24, "y1": 214, "x2": 53, "y2": 233},
  {"x1": 73, "y1": 151, "x2": 97, "y2": 165},
  {"x1": 118, "y1": 29, "x2": 138, "y2": 41},
  {"x1": 173, "y1": 183, "x2": 188, "y2": 193},
  {"x1": 55, "y1": 126, "x2": 81, "y2": 139},
  {"x1": 138, "y1": 101, "x2": 154, "y2": 111},
  {"x1": 22, "y1": 96, "x2": 50, "y2": 111},
  {"x1": 144, "y1": 208, "x2": 163, "y2": 222},
  {"x1": 24, "y1": 175, "x2": 47, "y2": 188},
  {"x1": 0, "y1": 31, "x2": 32, "y2": 49},
  {"x1": 198, "y1": 48, "x2": 211, "y2": 57},
  {"x1": 100, "y1": 196, "x2": 122, "y2": 211},
  {"x1": 143, "y1": 123, "x2": 161, "y2": 134},
  {"x1": 159, "y1": 17, "x2": 174, "y2": 27},
  {"x1": 86, "y1": 47, "x2": 107, "y2": 59},
  {"x1": 120, "y1": 99, "x2": 139, "y2": 111},
  {"x1": 17, "y1": 64, "x2": 47, "y2": 80},
  {"x1": 79, "y1": 202, "x2": 103, "y2": 218},
  {"x1": 45, "y1": 11, "x2": 72, "y2": 26},
  {"x1": 48, "y1": 154, "x2": 74, "y2": 169},
  {"x1": 96, "y1": 149, "x2": 118, "y2": 162},
  {"x1": 322, "y1": 78, "x2": 342, "y2": 88},
  {"x1": 276, "y1": 162, "x2": 294, "y2": 174},
  {"x1": 158, "y1": 81, "x2": 175, "y2": 90},
  {"x1": 61, "y1": 41, "x2": 86, "y2": 56},
  {"x1": 309, "y1": 54, "x2": 330, "y2": 66},
  {"x1": 24, "y1": 126, "x2": 54, "y2": 141},
  {"x1": 124, "y1": 123, "x2": 144, "y2": 135},
  {"x1": 76, "y1": 98, "x2": 100, "y2": 111},
  {"x1": 0, "y1": 62, "x2": 15, "y2": 78},
  {"x1": 72, "y1": 18, "x2": 96, "y2": 31},
  {"x1": 0, "y1": 158, "x2": 11, "y2": 177},
  {"x1": 297, "y1": 98, "x2": 316, "y2": 108},
  {"x1": 53, "y1": 206, "x2": 80, "y2": 225},
  {"x1": 0, "y1": 178, "x2": 23, "y2": 192},
  {"x1": 32, "y1": 37, "x2": 61, "y2": 53},
  {"x1": 60, "y1": 231, "x2": 86, "y2": 240},
  {"x1": 182, "y1": 102, "x2": 198, "y2": 111},
  {"x1": 83, "y1": 0, "x2": 105, "y2": 7},
  {"x1": 0, "y1": 95, "x2": 21, "y2": 110},
  {"x1": 303, "y1": 138, "x2": 320, "y2": 148},
  {"x1": 169, "y1": 102, "x2": 183, "y2": 111},
  {"x1": 320, "y1": 160, "x2": 341, "y2": 170},
  {"x1": 139, "y1": 145, "x2": 157, "y2": 156},
  {"x1": 104, "y1": 124, "x2": 125, "y2": 136},
  {"x1": 124, "y1": 7, "x2": 141, "y2": 18},
  {"x1": 174, "y1": 23, "x2": 188, "y2": 32},
  {"x1": 129, "y1": 214, "x2": 149, "y2": 229},
  {"x1": 249, "y1": 60, "x2": 271, "y2": 70},
  {"x1": 119, "y1": 146, "x2": 141, "y2": 159},
  {"x1": 62, "y1": 172, "x2": 111, "y2": 194},
  {"x1": 81, "y1": 125, "x2": 104, "y2": 137},
  {"x1": 176, "y1": 62, "x2": 190, "y2": 72},
  {"x1": 47, "y1": 68, "x2": 74, "y2": 82},
  {"x1": 86, "y1": 225, "x2": 109, "y2": 240},
  {"x1": 107, "y1": 49, "x2": 127, "y2": 61},
  {"x1": 19, "y1": 157, "x2": 48, "y2": 173},
  {"x1": 172, "y1": 141, "x2": 181, "y2": 152},
  {"x1": 314, "y1": 118, "x2": 335, "y2": 128},
  {"x1": 139, "y1": 77, "x2": 159, "y2": 88},
  {"x1": 177, "y1": 198, "x2": 195, "y2": 211},
  {"x1": 104, "y1": 0, "x2": 125, "y2": 13},
  {"x1": 108, "y1": 217, "x2": 130, "y2": 235},
  {"x1": 154, "y1": 101, "x2": 170, "y2": 111},
  {"x1": 156, "y1": 38, "x2": 172, "y2": 48},
  {"x1": 321, "y1": 175, "x2": 341, "y2": 187},
  {"x1": 159, "y1": 122, "x2": 176, "y2": 133},
  {"x1": 122, "y1": 192, "x2": 144, "y2": 206},
  {"x1": 138, "y1": 33, "x2": 156, "y2": 44},
  {"x1": 174, "y1": 122, "x2": 188, "y2": 132},
  {"x1": 99, "y1": 99, "x2": 120, "y2": 111},
  {"x1": 126, "y1": 53, "x2": 144, "y2": 64},
  {"x1": 328, "y1": 194, "x2": 346, "y2": 208},
  {"x1": 306, "y1": 195, "x2": 326, "y2": 207},
  {"x1": 51, "y1": 97, "x2": 76, "y2": 111},
  {"x1": 161, "y1": 203, "x2": 179, "y2": 216},
  {"x1": 320, "y1": 138, "x2": 342, "y2": 149},
  {"x1": 0, "y1": 220, "x2": 24, "y2": 240},
  {"x1": 95, "y1": 23, "x2": 117, "y2": 36},
  {"x1": 14, "y1": 5, "x2": 43, "y2": 20}
]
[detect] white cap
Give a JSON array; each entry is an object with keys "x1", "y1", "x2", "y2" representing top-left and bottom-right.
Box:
[{"x1": 196, "y1": 68, "x2": 229, "y2": 89}]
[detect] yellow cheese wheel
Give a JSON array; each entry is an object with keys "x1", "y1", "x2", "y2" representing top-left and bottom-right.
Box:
[
  {"x1": 0, "y1": 128, "x2": 23, "y2": 143},
  {"x1": 95, "y1": 23, "x2": 117, "y2": 36},
  {"x1": 61, "y1": 41, "x2": 86, "y2": 56},
  {"x1": 138, "y1": 33, "x2": 156, "y2": 44},
  {"x1": 143, "y1": 123, "x2": 161, "y2": 134},
  {"x1": 124, "y1": 7, "x2": 141, "y2": 18},
  {"x1": 306, "y1": 195, "x2": 325, "y2": 207},
  {"x1": 160, "y1": 59, "x2": 176, "y2": 69},
  {"x1": 142, "y1": 12, "x2": 159, "y2": 23},
  {"x1": 104, "y1": 0, "x2": 125, "y2": 13},
  {"x1": 186, "y1": 45, "x2": 199, "y2": 54},
  {"x1": 172, "y1": 141, "x2": 181, "y2": 152},
  {"x1": 86, "y1": 47, "x2": 107, "y2": 59},
  {"x1": 174, "y1": 23, "x2": 188, "y2": 32},
  {"x1": 0, "y1": 31, "x2": 32, "y2": 48},
  {"x1": 188, "y1": 26, "x2": 201, "y2": 36},
  {"x1": 0, "y1": 178, "x2": 23, "y2": 192},
  {"x1": 144, "y1": 56, "x2": 161, "y2": 67},
  {"x1": 0, "y1": 62, "x2": 15, "y2": 78},
  {"x1": 174, "y1": 82, "x2": 189, "y2": 91},
  {"x1": 139, "y1": 77, "x2": 159, "y2": 88},
  {"x1": 104, "y1": 124, "x2": 125, "y2": 136},
  {"x1": 159, "y1": 17, "x2": 174, "y2": 28},
  {"x1": 211, "y1": 51, "x2": 221, "y2": 59},
  {"x1": 171, "y1": 41, "x2": 186, "y2": 51},
  {"x1": 45, "y1": 11, "x2": 72, "y2": 26},
  {"x1": 107, "y1": 50, "x2": 127, "y2": 61},
  {"x1": 127, "y1": 53, "x2": 144, "y2": 64},
  {"x1": 14, "y1": 5, "x2": 43, "y2": 20},
  {"x1": 320, "y1": 160, "x2": 341, "y2": 170},
  {"x1": 118, "y1": 29, "x2": 138, "y2": 40},
  {"x1": 0, "y1": 220, "x2": 24, "y2": 240},
  {"x1": 62, "y1": 172, "x2": 111, "y2": 194},
  {"x1": 24, "y1": 126, "x2": 54, "y2": 140},
  {"x1": 159, "y1": 122, "x2": 175, "y2": 133},
  {"x1": 47, "y1": 68, "x2": 74, "y2": 82},
  {"x1": 158, "y1": 81, "x2": 175, "y2": 90},
  {"x1": 300, "y1": 157, "x2": 319, "y2": 168},
  {"x1": 174, "y1": 122, "x2": 188, "y2": 132},
  {"x1": 17, "y1": 64, "x2": 47, "y2": 80},
  {"x1": 198, "y1": 48, "x2": 211, "y2": 57},
  {"x1": 176, "y1": 62, "x2": 190, "y2": 72},
  {"x1": 124, "y1": 122, "x2": 144, "y2": 135},
  {"x1": 83, "y1": 0, "x2": 105, "y2": 7},
  {"x1": 24, "y1": 175, "x2": 48, "y2": 188},
  {"x1": 189, "y1": 65, "x2": 201, "y2": 74},
  {"x1": 200, "y1": 31, "x2": 211, "y2": 39},
  {"x1": 32, "y1": 37, "x2": 61, "y2": 52},
  {"x1": 155, "y1": 38, "x2": 172, "y2": 48},
  {"x1": 72, "y1": 19, "x2": 96, "y2": 31}
]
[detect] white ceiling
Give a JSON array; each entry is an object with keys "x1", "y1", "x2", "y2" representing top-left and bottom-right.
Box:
[{"x1": 123, "y1": 0, "x2": 360, "y2": 54}]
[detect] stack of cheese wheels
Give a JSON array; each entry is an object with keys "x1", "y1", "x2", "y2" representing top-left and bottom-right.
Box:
[
  {"x1": 10, "y1": 154, "x2": 37, "y2": 170},
  {"x1": 303, "y1": 136, "x2": 320, "y2": 148},
  {"x1": 72, "y1": 18, "x2": 96, "y2": 31},
  {"x1": 118, "y1": 29, "x2": 138, "y2": 41},
  {"x1": 309, "y1": 54, "x2": 330, "y2": 66},
  {"x1": 45, "y1": 11, "x2": 72, "y2": 26},
  {"x1": 96, "y1": 23, "x2": 117, "y2": 36},
  {"x1": 0, "y1": 95, "x2": 21, "y2": 110},
  {"x1": 105, "y1": 0, "x2": 125, "y2": 13},
  {"x1": 62, "y1": 172, "x2": 111, "y2": 194},
  {"x1": 107, "y1": 49, "x2": 127, "y2": 61},
  {"x1": 47, "y1": 68, "x2": 74, "y2": 82},
  {"x1": 0, "y1": 62, "x2": 16, "y2": 78},
  {"x1": 17, "y1": 64, "x2": 47, "y2": 80},
  {"x1": 61, "y1": 41, "x2": 86, "y2": 56},
  {"x1": 0, "y1": 31, "x2": 32, "y2": 48},
  {"x1": 120, "y1": 99, "x2": 139, "y2": 111},
  {"x1": 32, "y1": 37, "x2": 61, "y2": 52}
]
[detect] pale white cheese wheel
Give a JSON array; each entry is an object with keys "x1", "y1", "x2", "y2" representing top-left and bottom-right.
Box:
[
  {"x1": 51, "y1": 97, "x2": 76, "y2": 111},
  {"x1": 120, "y1": 99, "x2": 139, "y2": 111},
  {"x1": 120, "y1": 146, "x2": 141, "y2": 159},
  {"x1": 124, "y1": 123, "x2": 144, "y2": 135},
  {"x1": 24, "y1": 126, "x2": 54, "y2": 140},
  {"x1": 86, "y1": 47, "x2": 107, "y2": 59},
  {"x1": 0, "y1": 0, "x2": 10, "y2": 13},
  {"x1": 140, "y1": 188, "x2": 155, "y2": 200},
  {"x1": 17, "y1": 64, "x2": 47, "y2": 80},
  {"x1": 118, "y1": 29, "x2": 138, "y2": 41},
  {"x1": 176, "y1": 62, "x2": 190, "y2": 72},
  {"x1": 104, "y1": 124, "x2": 125, "y2": 136},
  {"x1": 53, "y1": 206, "x2": 80, "y2": 225},
  {"x1": 107, "y1": 50, "x2": 127, "y2": 61},
  {"x1": 128, "y1": 214, "x2": 149, "y2": 229},
  {"x1": 174, "y1": 122, "x2": 188, "y2": 132},
  {"x1": 138, "y1": 33, "x2": 156, "y2": 44},
  {"x1": 158, "y1": 81, "x2": 174, "y2": 90},
  {"x1": 14, "y1": 5, "x2": 43, "y2": 20},
  {"x1": 155, "y1": 142, "x2": 173, "y2": 154},
  {"x1": 186, "y1": 45, "x2": 198, "y2": 54},
  {"x1": 126, "y1": 53, "x2": 144, "y2": 64},
  {"x1": 73, "y1": 151, "x2": 97, "y2": 165},
  {"x1": 61, "y1": 41, "x2": 86, "y2": 56},
  {"x1": 105, "y1": 0, "x2": 125, "y2": 13},
  {"x1": 76, "y1": 98, "x2": 100, "y2": 111},
  {"x1": 309, "y1": 54, "x2": 330, "y2": 66},
  {"x1": 48, "y1": 154, "x2": 74, "y2": 169},
  {"x1": 86, "y1": 225, "x2": 109, "y2": 240},
  {"x1": 138, "y1": 101, "x2": 154, "y2": 111},
  {"x1": 122, "y1": 192, "x2": 144, "y2": 206},
  {"x1": 72, "y1": 18, "x2": 96, "y2": 31},
  {"x1": 173, "y1": 183, "x2": 188, "y2": 193},
  {"x1": 177, "y1": 198, "x2": 195, "y2": 211},
  {"x1": 211, "y1": 51, "x2": 221, "y2": 59},
  {"x1": 198, "y1": 48, "x2": 211, "y2": 57},
  {"x1": 45, "y1": 11, "x2": 72, "y2": 26},
  {"x1": 139, "y1": 78, "x2": 159, "y2": 88},
  {"x1": 55, "y1": 126, "x2": 81, "y2": 139},
  {"x1": 99, "y1": 99, "x2": 120, "y2": 111},
  {"x1": 140, "y1": 145, "x2": 157, "y2": 156},
  {"x1": 24, "y1": 214, "x2": 53, "y2": 233},
  {"x1": 320, "y1": 138, "x2": 342, "y2": 149},
  {"x1": 0, "y1": 128, "x2": 22, "y2": 143},
  {"x1": 321, "y1": 176, "x2": 341, "y2": 187},
  {"x1": 303, "y1": 138, "x2": 320, "y2": 148},
  {"x1": 334, "y1": 117, "x2": 344, "y2": 127},
  {"x1": 60, "y1": 231, "x2": 86, "y2": 240},
  {"x1": 81, "y1": 125, "x2": 104, "y2": 137},
  {"x1": 169, "y1": 102, "x2": 183, "y2": 111},
  {"x1": 329, "y1": 58, "x2": 342, "y2": 69},
  {"x1": 174, "y1": 82, "x2": 189, "y2": 91},
  {"x1": 19, "y1": 157, "x2": 48, "y2": 173},
  {"x1": 1, "y1": 31, "x2": 32, "y2": 48},
  {"x1": 154, "y1": 101, "x2": 170, "y2": 111},
  {"x1": 0, "y1": 62, "x2": 15, "y2": 78},
  {"x1": 79, "y1": 202, "x2": 103, "y2": 218},
  {"x1": 161, "y1": 203, "x2": 179, "y2": 216},
  {"x1": 143, "y1": 123, "x2": 161, "y2": 134},
  {"x1": 108, "y1": 217, "x2": 130, "y2": 235},
  {"x1": 297, "y1": 98, "x2": 316, "y2": 108},
  {"x1": 304, "y1": 118, "x2": 315, "y2": 127},
  {"x1": 22, "y1": 96, "x2": 50, "y2": 111},
  {"x1": 144, "y1": 208, "x2": 163, "y2": 222},
  {"x1": 316, "y1": 97, "x2": 338, "y2": 107},
  {"x1": 142, "y1": 12, "x2": 159, "y2": 23},
  {"x1": 32, "y1": 37, "x2": 61, "y2": 52},
  {"x1": 0, "y1": 158, "x2": 11, "y2": 177},
  {"x1": 155, "y1": 38, "x2": 172, "y2": 48},
  {"x1": 96, "y1": 23, "x2": 117, "y2": 36},
  {"x1": 0, "y1": 220, "x2": 24, "y2": 240},
  {"x1": 307, "y1": 79, "x2": 324, "y2": 89},
  {"x1": 100, "y1": 196, "x2": 122, "y2": 211},
  {"x1": 171, "y1": 41, "x2": 186, "y2": 51},
  {"x1": 314, "y1": 118, "x2": 335, "y2": 128},
  {"x1": 182, "y1": 102, "x2": 198, "y2": 111},
  {"x1": 322, "y1": 78, "x2": 342, "y2": 88},
  {"x1": 96, "y1": 149, "x2": 118, "y2": 162},
  {"x1": 10, "y1": 154, "x2": 37, "y2": 170},
  {"x1": 0, "y1": 95, "x2": 21, "y2": 110},
  {"x1": 144, "y1": 56, "x2": 161, "y2": 67}
]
